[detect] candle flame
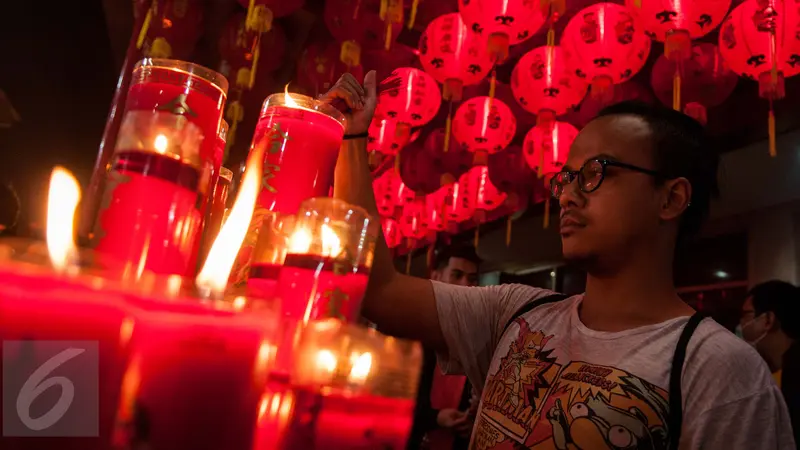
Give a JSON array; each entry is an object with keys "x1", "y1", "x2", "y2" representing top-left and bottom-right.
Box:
[
  {"x1": 46, "y1": 167, "x2": 81, "y2": 273},
  {"x1": 284, "y1": 84, "x2": 299, "y2": 108},
  {"x1": 316, "y1": 349, "x2": 338, "y2": 374},
  {"x1": 288, "y1": 227, "x2": 313, "y2": 253},
  {"x1": 153, "y1": 134, "x2": 169, "y2": 154},
  {"x1": 348, "y1": 352, "x2": 373, "y2": 384},
  {"x1": 196, "y1": 142, "x2": 264, "y2": 296},
  {"x1": 321, "y1": 224, "x2": 342, "y2": 257}
]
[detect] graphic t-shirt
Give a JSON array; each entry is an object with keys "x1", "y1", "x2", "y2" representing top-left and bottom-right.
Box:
[{"x1": 432, "y1": 281, "x2": 796, "y2": 450}]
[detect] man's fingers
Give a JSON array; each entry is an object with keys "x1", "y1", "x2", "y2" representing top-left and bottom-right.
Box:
[
  {"x1": 341, "y1": 72, "x2": 366, "y2": 96},
  {"x1": 321, "y1": 86, "x2": 359, "y2": 109},
  {"x1": 364, "y1": 70, "x2": 377, "y2": 101}
]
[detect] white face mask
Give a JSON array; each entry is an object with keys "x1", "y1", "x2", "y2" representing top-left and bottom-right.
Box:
[{"x1": 735, "y1": 313, "x2": 767, "y2": 348}]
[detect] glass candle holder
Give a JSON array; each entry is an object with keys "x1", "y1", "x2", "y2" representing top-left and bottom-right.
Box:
[
  {"x1": 252, "y1": 320, "x2": 423, "y2": 450},
  {"x1": 278, "y1": 197, "x2": 378, "y2": 324},
  {"x1": 251, "y1": 92, "x2": 346, "y2": 214},
  {"x1": 93, "y1": 111, "x2": 205, "y2": 276},
  {"x1": 248, "y1": 212, "x2": 296, "y2": 300},
  {"x1": 200, "y1": 166, "x2": 233, "y2": 263}
]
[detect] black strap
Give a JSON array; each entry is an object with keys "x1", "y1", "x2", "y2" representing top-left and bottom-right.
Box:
[
  {"x1": 667, "y1": 312, "x2": 707, "y2": 450},
  {"x1": 500, "y1": 293, "x2": 569, "y2": 336}
]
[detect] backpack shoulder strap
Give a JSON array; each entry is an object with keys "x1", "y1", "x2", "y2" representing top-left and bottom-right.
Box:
[
  {"x1": 667, "y1": 312, "x2": 707, "y2": 450},
  {"x1": 501, "y1": 293, "x2": 569, "y2": 337}
]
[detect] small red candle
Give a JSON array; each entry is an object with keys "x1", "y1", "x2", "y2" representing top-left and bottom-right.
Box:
[
  {"x1": 248, "y1": 212, "x2": 295, "y2": 300},
  {"x1": 252, "y1": 320, "x2": 423, "y2": 450},
  {"x1": 251, "y1": 90, "x2": 346, "y2": 214},
  {"x1": 94, "y1": 111, "x2": 205, "y2": 276}
]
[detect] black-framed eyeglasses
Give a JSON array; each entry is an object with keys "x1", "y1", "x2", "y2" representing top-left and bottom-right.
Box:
[{"x1": 549, "y1": 158, "x2": 662, "y2": 199}]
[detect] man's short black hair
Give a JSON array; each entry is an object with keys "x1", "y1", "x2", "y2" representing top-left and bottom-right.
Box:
[
  {"x1": 434, "y1": 244, "x2": 481, "y2": 271},
  {"x1": 597, "y1": 101, "x2": 720, "y2": 241},
  {"x1": 749, "y1": 280, "x2": 800, "y2": 340}
]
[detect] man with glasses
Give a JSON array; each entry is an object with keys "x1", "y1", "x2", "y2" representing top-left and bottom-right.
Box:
[{"x1": 326, "y1": 72, "x2": 795, "y2": 449}]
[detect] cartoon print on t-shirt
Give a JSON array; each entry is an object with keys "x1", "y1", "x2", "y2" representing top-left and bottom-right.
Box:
[{"x1": 474, "y1": 318, "x2": 671, "y2": 450}]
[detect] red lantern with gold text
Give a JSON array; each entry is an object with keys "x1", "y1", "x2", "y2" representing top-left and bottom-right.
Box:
[
  {"x1": 137, "y1": 0, "x2": 203, "y2": 59},
  {"x1": 562, "y1": 2, "x2": 652, "y2": 103},
  {"x1": 470, "y1": 165, "x2": 507, "y2": 221},
  {"x1": 424, "y1": 128, "x2": 473, "y2": 186},
  {"x1": 324, "y1": 0, "x2": 404, "y2": 68},
  {"x1": 425, "y1": 187, "x2": 450, "y2": 232},
  {"x1": 651, "y1": 43, "x2": 738, "y2": 124},
  {"x1": 376, "y1": 68, "x2": 442, "y2": 166},
  {"x1": 237, "y1": 0, "x2": 304, "y2": 32},
  {"x1": 367, "y1": 117, "x2": 422, "y2": 156},
  {"x1": 399, "y1": 197, "x2": 429, "y2": 245},
  {"x1": 628, "y1": 0, "x2": 731, "y2": 110},
  {"x1": 296, "y1": 42, "x2": 364, "y2": 97},
  {"x1": 523, "y1": 120, "x2": 578, "y2": 227},
  {"x1": 719, "y1": 0, "x2": 800, "y2": 156},
  {"x1": 382, "y1": 217, "x2": 403, "y2": 249},
  {"x1": 444, "y1": 179, "x2": 476, "y2": 225},
  {"x1": 511, "y1": 45, "x2": 588, "y2": 128},
  {"x1": 452, "y1": 96, "x2": 517, "y2": 165},
  {"x1": 458, "y1": 0, "x2": 546, "y2": 64}
]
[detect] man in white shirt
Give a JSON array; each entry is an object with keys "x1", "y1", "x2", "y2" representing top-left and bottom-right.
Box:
[{"x1": 326, "y1": 72, "x2": 795, "y2": 449}]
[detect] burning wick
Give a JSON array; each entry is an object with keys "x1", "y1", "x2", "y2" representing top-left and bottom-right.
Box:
[
  {"x1": 46, "y1": 167, "x2": 81, "y2": 274},
  {"x1": 196, "y1": 140, "x2": 266, "y2": 299},
  {"x1": 347, "y1": 352, "x2": 373, "y2": 384},
  {"x1": 284, "y1": 83, "x2": 299, "y2": 108}
]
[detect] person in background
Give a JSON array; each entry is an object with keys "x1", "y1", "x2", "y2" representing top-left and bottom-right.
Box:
[
  {"x1": 327, "y1": 72, "x2": 795, "y2": 449},
  {"x1": 738, "y1": 280, "x2": 800, "y2": 445},
  {"x1": 407, "y1": 245, "x2": 480, "y2": 450}
]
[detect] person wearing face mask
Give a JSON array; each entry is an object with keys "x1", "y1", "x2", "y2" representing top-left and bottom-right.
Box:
[{"x1": 737, "y1": 280, "x2": 800, "y2": 445}]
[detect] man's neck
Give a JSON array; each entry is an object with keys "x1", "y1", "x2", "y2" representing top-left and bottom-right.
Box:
[
  {"x1": 580, "y1": 244, "x2": 693, "y2": 332},
  {"x1": 763, "y1": 334, "x2": 794, "y2": 372}
]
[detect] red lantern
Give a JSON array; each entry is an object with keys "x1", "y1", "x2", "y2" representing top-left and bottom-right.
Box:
[
  {"x1": 324, "y1": 0, "x2": 404, "y2": 68},
  {"x1": 424, "y1": 128, "x2": 473, "y2": 185},
  {"x1": 236, "y1": 0, "x2": 304, "y2": 33},
  {"x1": 444, "y1": 179, "x2": 476, "y2": 224},
  {"x1": 425, "y1": 187, "x2": 450, "y2": 232},
  {"x1": 628, "y1": 0, "x2": 731, "y2": 60},
  {"x1": 382, "y1": 217, "x2": 403, "y2": 248},
  {"x1": 523, "y1": 120, "x2": 578, "y2": 177},
  {"x1": 719, "y1": 0, "x2": 800, "y2": 156},
  {"x1": 458, "y1": 0, "x2": 546, "y2": 63},
  {"x1": 373, "y1": 170, "x2": 412, "y2": 217},
  {"x1": 139, "y1": 0, "x2": 204, "y2": 59},
  {"x1": 419, "y1": 13, "x2": 493, "y2": 102},
  {"x1": 399, "y1": 197, "x2": 429, "y2": 243},
  {"x1": 452, "y1": 96, "x2": 517, "y2": 165},
  {"x1": 367, "y1": 117, "x2": 422, "y2": 156},
  {"x1": 469, "y1": 166, "x2": 507, "y2": 222},
  {"x1": 218, "y1": 12, "x2": 287, "y2": 88},
  {"x1": 651, "y1": 43, "x2": 738, "y2": 124},
  {"x1": 399, "y1": 144, "x2": 447, "y2": 195},
  {"x1": 562, "y1": 2, "x2": 652, "y2": 103},
  {"x1": 488, "y1": 144, "x2": 534, "y2": 197},
  {"x1": 376, "y1": 68, "x2": 442, "y2": 147},
  {"x1": 296, "y1": 42, "x2": 364, "y2": 97},
  {"x1": 511, "y1": 45, "x2": 588, "y2": 128}
]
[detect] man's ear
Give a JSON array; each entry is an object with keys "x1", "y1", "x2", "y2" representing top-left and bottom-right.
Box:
[
  {"x1": 659, "y1": 177, "x2": 692, "y2": 222},
  {"x1": 764, "y1": 311, "x2": 780, "y2": 332}
]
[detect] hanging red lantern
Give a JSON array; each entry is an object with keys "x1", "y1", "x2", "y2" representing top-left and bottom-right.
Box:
[
  {"x1": 236, "y1": 0, "x2": 304, "y2": 34},
  {"x1": 376, "y1": 68, "x2": 442, "y2": 151},
  {"x1": 488, "y1": 144, "x2": 534, "y2": 197},
  {"x1": 367, "y1": 117, "x2": 422, "y2": 156},
  {"x1": 719, "y1": 0, "x2": 800, "y2": 156},
  {"x1": 452, "y1": 96, "x2": 517, "y2": 165},
  {"x1": 425, "y1": 187, "x2": 450, "y2": 232},
  {"x1": 444, "y1": 179, "x2": 476, "y2": 224},
  {"x1": 382, "y1": 217, "x2": 403, "y2": 248},
  {"x1": 419, "y1": 12, "x2": 494, "y2": 102},
  {"x1": 511, "y1": 45, "x2": 589, "y2": 128},
  {"x1": 469, "y1": 166, "x2": 507, "y2": 222},
  {"x1": 562, "y1": 2, "x2": 652, "y2": 103},
  {"x1": 651, "y1": 43, "x2": 738, "y2": 124},
  {"x1": 458, "y1": 0, "x2": 546, "y2": 64},
  {"x1": 399, "y1": 197, "x2": 430, "y2": 245},
  {"x1": 138, "y1": 0, "x2": 204, "y2": 59},
  {"x1": 399, "y1": 144, "x2": 447, "y2": 195},
  {"x1": 523, "y1": 120, "x2": 578, "y2": 177},
  {"x1": 296, "y1": 42, "x2": 364, "y2": 97},
  {"x1": 324, "y1": 0, "x2": 404, "y2": 68},
  {"x1": 424, "y1": 128, "x2": 473, "y2": 185},
  {"x1": 218, "y1": 12, "x2": 287, "y2": 87},
  {"x1": 374, "y1": 170, "x2": 415, "y2": 217}
]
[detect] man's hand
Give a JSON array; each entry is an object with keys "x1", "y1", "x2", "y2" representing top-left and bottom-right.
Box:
[
  {"x1": 320, "y1": 71, "x2": 377, "y2": 135},
  {"x1": 437, "y1": 408, "x2": 467, "y2": 429}
]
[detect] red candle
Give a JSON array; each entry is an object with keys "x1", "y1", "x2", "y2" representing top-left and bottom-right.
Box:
[
  {"x1": 94, "y1": 111, "x2": 205, "y2": 276},
  {"x1": 248, "y1": 212, "x2": 295, "y2": 300},
  {"x1": 251, "y1": 92, "x2": 346, "y2": 214}
]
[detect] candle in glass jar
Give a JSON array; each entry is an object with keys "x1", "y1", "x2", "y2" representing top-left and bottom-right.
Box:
[
  {"x1": 251, "y1": 90, "x2": 346, "y2": 214},
  {"x1": 248, "y1": 212, "x2": 295, "y2": 300},
  {"x1": 200, "y1": 166, "x2": 233, "y2": 262},
  {"x1": 94, "y1": 111, "x2": 205, "y2": 276}
]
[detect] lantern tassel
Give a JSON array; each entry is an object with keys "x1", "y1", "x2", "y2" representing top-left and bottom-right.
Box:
[
  {"x1": 136, "y1": 0, "x2": 156, "y2": 49},
  {"x1": 426, "y1": 237, "x2": 435, "y2": 270},
  {"x1": 249, "y1": 40, "x2": 261, "y2": 90},
  {"x1": 538, "y1": 140, "x2": 545, "y2": 178},
  {"x1": 394, "y1": 150, "x2": 401, "y2": 173},
  {"x1": 353, "y1": 0, "x2": 362, "y2": 20},
  {"x1": 506, "y1": 216, "x2": 512, "y2": 247},
  {"x1": 489, "y1": 69, "x2": 497, "y2": 102},
  {"x1": 407, "y1": 0, "x2": 419, "y2": 29},
  {"x1": 405, "y1": 250, "x2": 411, "y2": 275},
  {"x1": 443, "y1": 102, "x2": 453, "y2": 153},
  {"x1": 768, "y1": 104, "x2": 776, "y2": 158},
  {"x1": 474, "y1": 224, "x2": 480, "y2": 248},
  {"x1": 385, "y1": 22, "x2": 393, "y2": 51},
  {"x1": 672, "y1": 69, "x2": 681, "y2": 112},
  {"x1": 543, "y1": 199, "x2": 551, "y2": 229},
  {"x1": 634, "y1": 0, "x2": 641, "y2": 7},
  {"x1": 546, "y1": 27, "x2": 555, "y2": 48}
]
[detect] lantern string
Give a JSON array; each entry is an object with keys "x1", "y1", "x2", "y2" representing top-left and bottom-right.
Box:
[
  {"x1": 407, "y1": 0, "x2": 419, "y2": 29},
  {"x1": 543, "y1": 198, "x2": 551, "y2": 229},
  {"x1": 385, "y1": 23, "x2": 393, "y2": 51},
  {"x1": 506, "y1": 215, "x2": 512, "y2": 246},
  {"x1": 672, "y1": 61, "x2": 681, "y2": 112},
  {"x1": 768, "y1": 100, "x2": 776, "y2": 157},
  {"x1": 489, "y1": 69, "x2": 497, "y2": 103},
  {"x1": 395, "y1": 149, "x2": 401, "y2": 173},
  {"x1": 443, "y1": 101, "x2": 453, "y2": 153},
  {"x1": 769, "y1": 15, "x2": 778, "y2": 85},
  {"x1": 474, "y1": 224, "x2": 480, "y2": 248},
  {"x1": 249, "y1": 40, "x2": 261, "y2": 90},
  {"x1": 136, "y1": 0, "x2": 157, "y2": 50},
  {"x1": 406, "y1": 249, "x2": 412, "y2": 274}
]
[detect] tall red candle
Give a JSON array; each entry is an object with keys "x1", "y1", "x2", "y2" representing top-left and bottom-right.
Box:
[{"x1": 251, "y1": 92, "x2": 346, "y2": 214}]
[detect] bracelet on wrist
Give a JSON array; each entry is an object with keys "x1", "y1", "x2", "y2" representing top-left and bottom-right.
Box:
[{"x1": 344, "y1": 131, "x2": 369, "y2": 140}]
